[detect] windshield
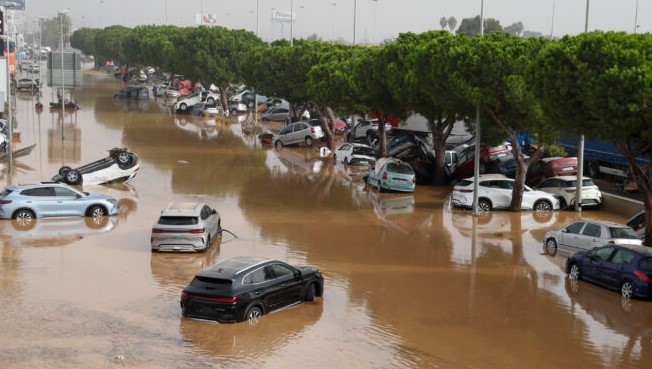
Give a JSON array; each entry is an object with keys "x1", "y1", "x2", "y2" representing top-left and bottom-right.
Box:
[
  {"x1": 353, "y1": 147, "x2": 375, "y2": 156},
  {"x1": 387, "y1": 163, "x2": 414, "y2": 175}
]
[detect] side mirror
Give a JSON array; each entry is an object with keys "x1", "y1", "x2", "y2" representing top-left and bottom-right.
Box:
[
  {"x1": 212, "y1": 209, "x2": 217, "y2": 214},
  {"x1": 561, "y1": 229, "x2": 568, "y2": 233}
]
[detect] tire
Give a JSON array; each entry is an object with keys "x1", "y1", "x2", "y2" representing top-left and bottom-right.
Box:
[
  {"x1": 478, "y1": 199, "x2": 492, "y2": 211},
  {"x1": 558, "y1": 197, "x2": 568, "y2": 210},
  {"x1": 87, "y1": 205, "x2": 107, "y2": 218},
  {"x1": 231, "y1": 108, "x2": 237, "y2": 115},
  {"x1": 304, "y1": 283, "x2": 316, "y2": 303},
  {"x1": 203, "y1": 235, "x2": 211, "y2": 252},
  {"x1": 305, "y1": 136, "x2": 314, "y2": 147},
  {"x1": 343, "y1": 157, "x2": 349, "y2": 165},
  {"x1": 534, "y1": 200, "x2": 552, "y2": 212},
  {"x1": 245, "y1": 305, "x2": 263, "y2": 321},
  {"x1": 568, "y1": 263, "x2": 581, "y2": 280},
  {"x1": 12, "y1": 209, "x2": 36, "y2": 230},
  {"x1": 275, "y1": 140, "x2": 283, "y2": 149},
  {"x1": 58, "y1": 165, "x2": 72, "y2": 176},
  {"x1": 65, "y1": 169, "x2": 82, "y2": 185},
  {"x1": 545, "y1": 238, "x2": 558, "y2": 256},
  {"x1": 621, "y1": 281, "x2": 634, "y2": 300},
  {"x1": 116, "y1": 152, "x2": 133, "y2": 169},
  {"x1": 180, "y1": 103, "x2": 187, "y2": 111},
  {"x1": 207, "y1": 97, "x2": 215, "y2": 105}
]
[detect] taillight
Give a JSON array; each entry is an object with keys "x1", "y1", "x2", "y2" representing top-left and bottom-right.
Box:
[
  {"x1": 0, "y1": 200, "x2": 12, "y2": 204},
  {"x1": 311, "y1": 127, "x2": 316, "y2": 133},
  {"x1": 197, "y1": 296, "x2": 241, "y2": 303},
  {"x1": 382, "y1": 171, "x2": 388, "y2": 180},
  {"x1": 634, "y1": 270, "x2": 652, "y2": 283},
  {"x1": 181, "y1": 291, "x2": 188, "y2": 299},
  {"x1": 412, "y1": 177, "x2": 416, "y2": 183},
  {"x1": 608, "y1": 240, "x2": 615, "y2": 244},
  {"x1": 152, "y1": 228, "x2": 164, "y2": 233},
  {"x1": 190, "y1": 228, "x2": 206, "y2": 234}
]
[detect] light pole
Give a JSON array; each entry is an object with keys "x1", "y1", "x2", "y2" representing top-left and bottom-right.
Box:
[
  {"x1": 290, "y1": 0, "x2": 294, "y2": 46},
  {"x1": 549, "y1": 0, "x2": 555, "y2": 39},
  {"x1": 575, "y1": 0, "x2": 589, "y2": 212},
  {"x1": 634, "y1": 0, "x2": 640, "y2": 33},
  {"x1": 352, "y1": 0, "x2": 357, "y2": 45},
  {"x1": 256, "y1": 0, "x2": 259, "y2": 37},
  {"x1": 1, "y1": 1, "x2": 16, "y2": 171},
  {"x1": 472, "y1": 0, "x2": 484, "y2": 215},
  {"x1": 59, "y1": 9, "x2": 69, "y2": 141},
  {"x1": 332, "y1": 2, "x2": 336, "y2": 42},
  {"x1": 372, "y1": 0, "x2": 378, "y2": 44}
]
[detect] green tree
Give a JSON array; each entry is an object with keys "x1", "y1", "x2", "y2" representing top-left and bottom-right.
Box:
[
  {"x1": 530, "y1": 31, "x2": 652, "y2": 242},
  {"x1": 448, "y1": 17, "x2": 458, "y2": 33},
  {"x1": 456, "y1": 16, "x2": 502, "y2": 37},
  {"x1": 451, "y1": 33, "x2": 552, "y2": 210},
  {"x1": 439, "y1": 17, "x2": 448, "y2": 30},
  {"x1": 504, "y1": 22, "x2": 524, "y2": 36}
]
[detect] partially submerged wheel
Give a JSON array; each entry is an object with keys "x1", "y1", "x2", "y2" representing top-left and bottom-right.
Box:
[
  {"x1": 179, "y1": 103, "x2": 187, "y2": 111},
  {"x1": 305, "y1": 136, "x2": 314, "y2": 147},
  {"x1": 58, "y1": 165, "x2": 72, "y2": 176},
  {"x1": 478, "y1": 199, "x2": 492, "y2": 212},
  {"x1": 568, "y1": 263, "x2": 581, "y2": 280},
  {"x1": 275, "y1": 140, "x2": 283, "y2": 149},
  {"x1": 534, "y1": 200, "x2": 552, "y2": 212},
  {"x1": 304, "y1": 284, "x2": 316, "y2": 303},
  {"x1": 64, "y1": 169, "x2": 82, "y2": 185},
  {"x1": 245, "y1": 306, "x2": 262, "y2": 321},
  {"x1": 545, "y1": 238, "x2": 558, "y2": 256},
  {"x1": 621, "y1": 281, "x2": 634, "y2": 300},
  {"x1": 12, "y1": 209, "x2": 35, "y2": 230},
  {"x1": 87, "y1": 205, "x2": 107, "y2": 218}
]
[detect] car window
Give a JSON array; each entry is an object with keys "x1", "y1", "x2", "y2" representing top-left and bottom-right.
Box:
[
  {"x1": 628, "y1": 212, "x2": 645, "y2": 230},
  {"x1": 566, "y1": 222, "x2": 585, "y2": 234},
  {"x1": 353, "y1": 147, "x2": 375, "y2": 156},
  {"x1": 158, "y1": 216, "x2": 199, "y2": 225},
  {"x1": 243, "y1": 267, "x2": 266, "y2": 284},
  {"x1": 270, "y1": 263, "x2": 295, "y2": 279},
  {"x1": 457, "y1": 180, "x2": 473, "y2": 187},
  {"x1": 498, "y1": 180, "x2": 513, "y2": 189},
  {"x1": 21, "y1": 187, "x2": 54, "y2": 196},
  {"x1": 279, "y1": 126, "x2": 292, "y2": 135},
  {"x1": 609, "y1": 227, "x2": 639, "y2": 239},
  {"x1": 54, "y1": 187, "x2": 79, "y2": 197},
  {"x1": 592, "y1": 246, "x2": 615, "y2": 261},
  {"x1": 611, "y1": 249, "x2": 635, "y2": 265},
  {"x1": 581, "y1": 223, "x2": 602, "y2": 237},
  {"x1": 639, "y1": 258, "x2": 652, "y2": 272},
  {"x1": 538, "y1": 179, "x2": 555, "y2": 188},
  {"x1": 294, "y1": 123, "x2": 307, "y2": 132}
]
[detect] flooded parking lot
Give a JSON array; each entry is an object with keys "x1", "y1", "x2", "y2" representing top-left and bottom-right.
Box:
[{"x1": 1, "y1": 69, "x2": 651, "y2": 369}]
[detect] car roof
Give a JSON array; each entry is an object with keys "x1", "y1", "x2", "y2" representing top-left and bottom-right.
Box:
[
  {"x1": 461, "y1": 174, "x2": 510, "y2": 182},
  {"x1": 547, "y1": 175, "x2": 592, "y2": 181},
  {"x1": 7, "y1": 182, "x2": 74, "y2": 191},
  {"x1": 574, "y1": 219, "x2": 633, "y2": 228},
  {"x1": 160, "y1": 202, "x2": 205, "y2": 216},
  {"x1": 198, "y1": 256, "x2": 271, "y2": 279}
]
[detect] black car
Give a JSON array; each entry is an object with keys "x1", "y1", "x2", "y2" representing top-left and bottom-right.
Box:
[{"x1": 180, "y1": 256, "x2": 324, "y2": 323}]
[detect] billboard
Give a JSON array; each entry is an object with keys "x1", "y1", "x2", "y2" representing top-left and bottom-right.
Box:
[
  {"x1": 195, "y1": 14, "x2": 217, "y2": 26},
  {"x1": 4, "y1": 1, "x2": 25, "y2": 11},
  {"x1": 271, "y1": 10, "x2": 295, "y2": 23}
]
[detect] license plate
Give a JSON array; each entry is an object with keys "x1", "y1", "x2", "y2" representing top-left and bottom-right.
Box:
[{"x1": 562, "y1": 166, "x2": 574, "y2": 171}]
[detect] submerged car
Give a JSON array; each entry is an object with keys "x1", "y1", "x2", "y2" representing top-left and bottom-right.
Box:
[
  {"x1": 367, "y1": 158, "x2": 416, "y2": 193},
  {"x1": 534, "y1": 175, "x2": 602, "y2": 210},
  {"x1": 566, "y1": 244, "x2": 652, "y2": 300},
  {"x1": 51, "y1": 148, "x2": 139, "y2": 186},
  {"x1": 180, "y1": 256, "x2": 324, "y2": 323},
  {"x1": 16, "y1": 78, "x2": 40, "y2": 92},
  {"x1": 333, "y1": 143, "x2": 376, "y2": 166},
  {"x1": 114, "y1": 86, "x2": 149, "y2": 100},
  {"x1": 274, "y1": 121, "x2": 324, "y2": 148},
  {"x1": 0, "y1": 182, "x2": 119, "y2": 221},
  {"x1": 151, "y1": 202, "x2": 221, "y2": 252},
  {"x1": 451, "y1": 174, "x2": 560, "y2": 212},
  {"x1": 543, "y1": 220, "x2": 642, "y2": 255}
]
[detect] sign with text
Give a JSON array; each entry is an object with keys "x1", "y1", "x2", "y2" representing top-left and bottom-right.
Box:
[{"x1": 271, "y1": 10, "x2": 295, "y2": 23}]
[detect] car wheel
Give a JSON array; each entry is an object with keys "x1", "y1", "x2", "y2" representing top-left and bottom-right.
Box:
[
  {"x1": 545, "y1": 238, "x2": 558, "y2": 256},
  {"x1": 304, "y1": 283, "x2": 316, "y2": 303},
  {"x1": 343, "y1": 157, "x2": 349, "y2": 165},
  {"x1": 207, "y1": 97, "x2": 215, "y2": 105},
  {"x1": 58, "y1": 165, "x2": 72, "y2": 176},
  {"x1": 204, "y1": 235, "x2": 211, "y2": 251},
  {"x1": 87, "y1": 205, "x2": 107, "y2": 218},
  {"x1": 478, "y1": 199, "x2": 492, "y2": 211},
  {"x1": 305, "y1": 136, "x2": 314, "y2": 147},
  {"x1": 64, "y1": 169, "x2": 82, "y2": 185},
  {"x1": 275, "y1": 140, "x2": 283, "y2": 149},
  {"x1": 568, "y1": 263, "x2": 581, "y2": 280},
  {"x1": 180, "y1": 103, "x2": 187, "y2": 111},
  {"x1": 621, "y1": 281, "x2": 634, "y2": 300},
  {"x1": 558, "y1": 197, "x2": 568, "y2": 210},
  {"x1": 12, "y1": 209, "x2": 35, "y2": 230},
  {"x1": 116, "y1": 152, "x2": 134, "y2": 169},
  {"x1": 245, "y1": 305, "x2": 263, "y2": 321},
  {"x1": 534, "y1": 200, "x2": 552, "y2": 212}
]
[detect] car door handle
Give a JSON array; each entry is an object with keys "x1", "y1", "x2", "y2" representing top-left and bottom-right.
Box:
[
  {"x1": 280, "y1": 284, "x2": 287, "y2": 287},
  {"x1": 254, "y1": 290, "x2": 262, "y2": 295}
]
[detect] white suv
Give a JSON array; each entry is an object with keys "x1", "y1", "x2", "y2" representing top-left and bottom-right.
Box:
[
  {"x1": 534, "y1": 175, "x2": 602, "y2": 209},
  {"x1": 151, "y1": 202, "x2": 221, "y2": 252},
  {"x1": 175, "y1": 91, "x2": 220, "y2": 112},
  {"x1": 451, "y1": 174, "x2": 560, "y2": 212}
]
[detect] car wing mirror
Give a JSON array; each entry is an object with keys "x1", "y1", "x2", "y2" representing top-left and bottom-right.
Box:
[{"x1": 561, "y1": 229, "x2": 567, "y2": 233}]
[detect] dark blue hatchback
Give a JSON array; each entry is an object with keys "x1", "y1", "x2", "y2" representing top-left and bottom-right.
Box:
[{"x1": 566, "y1": 244, "x2": 652, "y2": 300}]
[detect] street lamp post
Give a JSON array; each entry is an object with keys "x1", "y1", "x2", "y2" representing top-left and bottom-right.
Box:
[
  {"x1": 352, "y1": 0, "x2": 357, "y2": 45},
  {"x1": 290, "y1": 0, "x2": 294, "y2": 46},
  {"x1": 549, "y1": 0, "x2": 555, "y2": 39},
  {"x1": 472, "y1": 0, "x2": 484, "y2": 215},
  {"x1": 372, "y1": 0, "x2": 378, "y2": 44},
  {"x1": 575, "y1": 0, "x2": 589, "y2": 212},
  {"x1": 59, "y1": 9, "x2": 69, "y2": 141},
  {"x1": 634, "y1": 0, "x2": 640, "y2": 33},
  {"x1": 332, "y1": 2, "x2": 336, "y2": 42},
  {"x1": 256, "y1": 0, "x2": 259, "y2": 37}
]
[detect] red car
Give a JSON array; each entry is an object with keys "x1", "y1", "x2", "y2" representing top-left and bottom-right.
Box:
[
  {"x1": 527, "y1": 156, "x2": 578, "y2": 186},
  {"x1": 450, "y1": 143, "x2": 513, "y2": 180}
]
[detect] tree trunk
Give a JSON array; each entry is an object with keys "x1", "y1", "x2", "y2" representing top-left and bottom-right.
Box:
[
  {"x1": 427, "y1": 117, "x2": 455, "y2": 186},
  {"x1": 616, "y1": 143, "x2": 652, "y2": 246},
  {"x1": 219, "y1": 85, "x2": 229, "y2": 113},
  {"x1": 318, "y1": 106, "x2": 336, "y2": 150},
  {"x1": 377, "y1": 114, "x2": 387, "y2": 158}
]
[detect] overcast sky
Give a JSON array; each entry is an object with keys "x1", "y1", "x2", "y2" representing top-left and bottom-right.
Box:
[{"x1": 14, "y1": 0, "x2": 650, "y2": 43}]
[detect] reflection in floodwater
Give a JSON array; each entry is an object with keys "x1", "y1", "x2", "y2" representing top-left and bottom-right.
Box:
[{"x1": 0, "y1": 216, "x2": 119, "y2": 248}]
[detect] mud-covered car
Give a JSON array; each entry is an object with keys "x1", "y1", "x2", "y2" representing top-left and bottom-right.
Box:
[
  {"x1": 16, "y1": 78, "x2": 40, "y2": 92},
  {"x1": 51, "y1": 148, "x2": 139, "y2": 186}
]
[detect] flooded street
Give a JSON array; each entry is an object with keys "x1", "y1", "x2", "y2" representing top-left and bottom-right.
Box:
[{"x1": 1, "y1": 68, "x2": 651, "y2": 369}]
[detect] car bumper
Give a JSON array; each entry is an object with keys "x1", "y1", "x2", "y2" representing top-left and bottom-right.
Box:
[
  {"x1": 181, "y1": 298, "x2": 247, "y2": 323},
  {"x1": 380, "y1": 179, "x2": 415, "y2": 193},
  {"x1": 151, "y1": 235, "x2": 207, "y2": 252}
]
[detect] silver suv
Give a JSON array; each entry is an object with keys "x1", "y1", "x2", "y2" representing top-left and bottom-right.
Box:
[{"x1": 151, "y1": 202, "x2": 221, "y2": 252}]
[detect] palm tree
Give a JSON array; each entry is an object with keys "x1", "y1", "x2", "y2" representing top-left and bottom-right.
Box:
[{"x1": 448, "y1": 17, "x2": 457, "y2": 33}]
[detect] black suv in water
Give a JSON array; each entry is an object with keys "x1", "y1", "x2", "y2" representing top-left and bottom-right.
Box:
[{"x1": 180, "y1": 256, "x2": 324, "y2": 323}]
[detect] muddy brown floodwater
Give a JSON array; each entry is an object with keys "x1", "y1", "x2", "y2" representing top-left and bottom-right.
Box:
[{"x1": 1, "y1": 66, "x2": 651, "y2": 369}]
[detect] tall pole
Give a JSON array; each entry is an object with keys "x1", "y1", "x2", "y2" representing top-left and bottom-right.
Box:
[
  {"x1": 575, "y1": 0, "x2": 589, "y2": 212},
  {"x1": 332, "y1": 2, "x2": 336, "y2": 42},
  {"x1": 2, "y1": 4, "x2": 13, "y2": 171},
  {"x1": 352, "y1": 0, "x2": 357, "y2": 45},
  {"x1": 256, "y1": 0, "x2": 259, "y2": 36},
  {"x1": 290, "y1": 0, "x2": 294, "y2": 46},
  {"x1": 373, "y1": 0, "x2": 378, "y2": 44},
  {"x1": 472, "y1": 0, "x2": 484, "y2": 215},
  {"x1": 549, "y1": 0, "x2": 555, "y2": 39},
  {"x1": 634, "y1": 0, "x2": 640, "y2": 33},
  {"x1": 59, "y1": 10, "x2": 67, "y2": 141}
]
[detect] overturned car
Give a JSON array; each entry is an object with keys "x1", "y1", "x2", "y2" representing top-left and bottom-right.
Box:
[{"x1": 52, "y1": 148, "x2": 139, "y2": 186}]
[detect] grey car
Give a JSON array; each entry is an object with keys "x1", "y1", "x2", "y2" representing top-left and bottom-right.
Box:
[
  {"x1": 151, "y1": 202, "x2": 222, "y2": 252},
  {"x1": 0, "y1": 182, "x2": 120, "y2": 223},
  {"x1": 543, "y1": 220, "x2": 643, "y2": 255},
  {"x1": 274, "y1": 122, "x2": 325, "y2": 148}
]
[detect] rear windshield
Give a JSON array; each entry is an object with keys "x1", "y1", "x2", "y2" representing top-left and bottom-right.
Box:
[
  {"x1": 387, "y1": 163, "x2": 414, "y2": 174},
  {"x1": 190, "y1": 276, "x2": 233, "y2": 290},
  {"x1": 639, "y1": 258, "x2": 652, "y2": 272},
  {"x1": 158, "y1": 216, "x2": 198, "y2": 225},
  {"x1": 609, "y1": 227, "x2": 640, "y2": 239},
  {"x1": 562, "y1": 179, "x2": 596, "y2": 187},
  {"x1": 457, "y1": 180, "x2": 473, "y2": 186},
  {"x1": 353, "y1": 147, "x2": 375, "y2": 156}
]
